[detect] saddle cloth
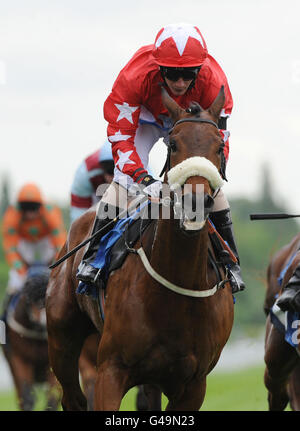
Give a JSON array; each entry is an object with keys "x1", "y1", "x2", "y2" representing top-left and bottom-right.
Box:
[
  {"x1": 76, "y1": 201, "x2": 153, "y2": 299},
  {"x1": 270, "y1": 301, "x2": 300, "y2": 349},
  {"x1": 269, "y1": 251, "x2": 300, "y2": 349}
]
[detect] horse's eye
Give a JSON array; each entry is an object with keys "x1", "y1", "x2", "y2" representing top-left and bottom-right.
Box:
[{"x1": 170, "y1": 139, "x2": 177, "y2": 153}]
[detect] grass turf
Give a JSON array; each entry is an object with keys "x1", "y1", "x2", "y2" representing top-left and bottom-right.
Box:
[{"x1": 0, "y1": 364, "x2": 287, "y2": 411}]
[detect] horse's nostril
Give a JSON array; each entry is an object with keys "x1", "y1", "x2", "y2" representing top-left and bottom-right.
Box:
[{"x1": 204, "y1": 194, "x2": 214, "y2": 210}]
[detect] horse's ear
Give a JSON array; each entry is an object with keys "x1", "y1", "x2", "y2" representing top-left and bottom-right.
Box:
[
  {"x1": 161, "y1": 86, "x2": 185, "y2": 123},
  {"x1": 208, "y1": 85, "x2": 225, "y2": 121}
]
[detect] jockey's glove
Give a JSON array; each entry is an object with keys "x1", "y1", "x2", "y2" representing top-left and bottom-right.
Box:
[{"x1": 141, "y1": 175, "x2": 162, "y2": 198}]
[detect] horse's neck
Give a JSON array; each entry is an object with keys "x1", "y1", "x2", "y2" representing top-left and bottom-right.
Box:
[{"x1": 151, "y1": 218, "x2": 208, "y2": 290}]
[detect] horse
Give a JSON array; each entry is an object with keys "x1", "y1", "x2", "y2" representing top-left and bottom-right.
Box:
[
  {"x1": 78, "y1": 333, "x2": 100, "y2": 410},
  {"x1": 1, "y1": 264, "x2": 61, "y2": 410},
  {"x1": 264, "y1": 233, "x2": 300, "y2": 410},
  {"x1": 46, "y1": 86, "x2": 234, "y2": 411}
]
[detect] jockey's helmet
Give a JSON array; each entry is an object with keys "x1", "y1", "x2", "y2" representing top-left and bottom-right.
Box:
[
  {"x1": 99, "y1": 139, "x2": 114, "y2": 175},
  {"x1": 17, "y1": 183, "x2": 43, "y2": 212},
  {"x1": 152, "y1": 23, "x2": 208, "y2": 68}
]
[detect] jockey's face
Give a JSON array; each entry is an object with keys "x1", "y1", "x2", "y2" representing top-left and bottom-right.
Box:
[
  {"x1": 19, "y1": 201, "x2": 41, "y2": 220},
  {"x1": 161, "y1": 66, "x2": 200, "y2": 96},
  {"x1": 103, "y1": 173, "x2": 114, "y2": 184},
  {"x1": 22, "y1": 209, "x2": 40, "y2": 221},
  {"x1": 165, "y1": 77, "x2": 193, "y2": 96}
]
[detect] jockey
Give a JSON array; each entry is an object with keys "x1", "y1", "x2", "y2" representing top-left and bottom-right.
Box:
[
  {"x1": 70, "y1": 140, "x2": 114, "y2": 223},
  {"x1": 277, "y1": 266, "x2": 300, "y2": 312},
  {"x1": 2, "y1": 183, "x2": 67, "y2": 298},
  {"x1": 77, "y1": 22, "x2": 245, "y2": 293}
]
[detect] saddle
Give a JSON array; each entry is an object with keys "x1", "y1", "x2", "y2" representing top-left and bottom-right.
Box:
[{"x1": 76, "y1": 205, "x2": 154, "y2": 299}]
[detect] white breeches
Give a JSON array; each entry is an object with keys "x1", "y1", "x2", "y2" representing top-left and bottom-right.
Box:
[
  {"x1": 6, "y1": 238, "x2": 55, "y2": 294},
  {"x1": 112, "y1": 123, "x2": 169, "y2": 189}
]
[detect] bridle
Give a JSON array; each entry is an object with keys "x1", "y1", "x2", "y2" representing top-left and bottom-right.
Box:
[
  {"x1": 129, "y1": 114, "x2": 228, "y2": 298},
  {"x1": 160, "y1": 116, "x2": 219, "y2": 177}
]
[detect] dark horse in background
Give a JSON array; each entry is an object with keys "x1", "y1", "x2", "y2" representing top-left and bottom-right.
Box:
[
  {"x1": 264, "y1": 233, "x2": 300, "y2": 410},
  {"x1": 46, "y1": 86, "x2": 234, "y2": 411},
  {"x1": 1, "y1": 264, "x2": 61, "y2": 410},
  {"x1": 1, "y1": 264, "x2": 100, "y2": 410}
]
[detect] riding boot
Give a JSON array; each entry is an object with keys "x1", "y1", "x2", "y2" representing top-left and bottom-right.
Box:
[
  {"x1": 76, "y1": 202, "x2": 120, "y2": 286},
  {"x1": 210, "y1": 208, "x2": 246, "y2": 293},
  {"x1": 277, "y1": 264, "x2": 300, "y2": 312}
]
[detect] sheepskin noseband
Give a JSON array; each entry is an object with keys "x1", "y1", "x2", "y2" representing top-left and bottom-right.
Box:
[{"x1": 167, "y1": 156, "x2": 224, "y2": 190}]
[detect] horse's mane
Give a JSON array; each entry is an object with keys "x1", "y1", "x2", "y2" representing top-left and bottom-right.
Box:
[{"x1": 23, "y1": 272, "x2": 49, "y2": 307}]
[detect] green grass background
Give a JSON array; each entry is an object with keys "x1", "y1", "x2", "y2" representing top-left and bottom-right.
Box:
[{"x1": 0, "y1": 364, "x2": 290, "y2": 411}]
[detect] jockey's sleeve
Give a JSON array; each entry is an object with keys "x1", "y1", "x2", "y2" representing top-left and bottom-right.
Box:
[
  {"x1": 2, "y1": 207, "x2": 27, "y2": 275},
  {"x1": 104, "y1": 75, "x2": 148, "y2": 183},
  {"x1": 218, "y1": 116, "x2": 229, "y2": 162},
  {"x1": 43, "y1": 205, "x2": 67, "y2": 256}
]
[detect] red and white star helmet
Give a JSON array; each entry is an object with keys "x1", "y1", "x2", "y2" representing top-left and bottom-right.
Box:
[{"x1": 152, "y1": 23, "x2": 208, "y2": 67}]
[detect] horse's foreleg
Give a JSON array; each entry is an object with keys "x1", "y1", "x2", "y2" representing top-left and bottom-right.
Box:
[
  {"x1": 166, "y1": 377, "x2": 207, "y2": 411},
  {"x1": 136, "y1": 385, "x2": 148, "y2": 411},
  {"x1": 47, "y1": 323, "x2": 89, "y2": 411},
  {"x1": 94, "y1": 361, "x2": 130, "y2": 411},
  {"x1": 287, "y1": 361, "x2": 300, "y2": 411},
  {"x1": 136, "y1": 384, "x2": 162, "y2": 411},
  {"x1": 79, "y1": 354, "x2": 98, "y2": 411},
  {"x1": 143, "y1": 384, "x2": 162, "y2": 411},
  {"x1": 44, "y1": 368, "x2": 62, "y2": 411},
  {"x1": 264, "y1": 321, "x2": 298, "y2": 411},
  {"x1": 8, "y1": 354, "x2": 35, "y2": 410},
  {"x1": 264, "y1": 367, "x2": 291, "y2": 411},
  {"x1": 47, "y1": 300, "x2": 93, "y2": 412}
]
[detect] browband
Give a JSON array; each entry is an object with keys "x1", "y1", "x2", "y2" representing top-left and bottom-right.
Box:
[{"x1": 169, "y1": 117, "x2": 219, "y2": 135}]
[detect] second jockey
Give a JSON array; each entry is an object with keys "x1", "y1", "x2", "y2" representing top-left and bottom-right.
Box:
[
  {"x1": 1, "y1": 183, "x2": 67, "y2": 317},
  {"x1": 76, "y1": 22, "x2": 245, "y2": 293},
  {"x1": 70, "y1": 140, "x2": 114, "y2": 223},
  {"x1": 3, "y1": 183, "x2": 66, "y2": 293}
]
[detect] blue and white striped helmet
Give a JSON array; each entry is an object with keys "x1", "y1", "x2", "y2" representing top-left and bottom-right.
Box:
[{"x1": 99, "y1": 139, "x2": 113, "y2": 162}]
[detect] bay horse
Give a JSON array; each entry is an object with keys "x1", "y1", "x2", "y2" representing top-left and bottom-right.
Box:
[
  {"x1": 46, "y1": 86, "x2": 234, "y2": 411},
  {"x1": 264, "y1": 233, "x2": 300, "y2": 410},
  {"x1": 1, "y1": 264, "x2": 61, "y2": 410},
  {"x1": 78, "y1": 333, "x2": 100, "y2": 410}
]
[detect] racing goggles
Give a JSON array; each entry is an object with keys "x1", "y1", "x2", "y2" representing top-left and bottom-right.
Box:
[
  {"x1": 161, "y1": 67, "x2": 200, "y2": 82},
  {"x1": 18, "y1": 201, "x2": 41, "y2": 212}
]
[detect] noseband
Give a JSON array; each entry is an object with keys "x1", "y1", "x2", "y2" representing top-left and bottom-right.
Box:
[{"x1": 160, "y1": 117, "x2": 219, "y2": 177}]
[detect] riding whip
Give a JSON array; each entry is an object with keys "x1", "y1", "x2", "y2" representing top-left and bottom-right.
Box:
[
  {"x1": 49, "y1": 194, "x2": 148, "y2": 269},
  {"x1": 250, "y1": 213, "x2": 300, "y2": 220}
]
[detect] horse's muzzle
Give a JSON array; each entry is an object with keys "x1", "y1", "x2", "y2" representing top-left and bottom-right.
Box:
[{"x1": 180, "y1": 192, "x2": 214, "y2": 232}]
